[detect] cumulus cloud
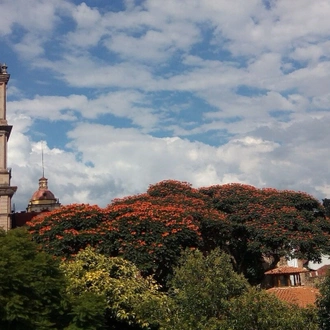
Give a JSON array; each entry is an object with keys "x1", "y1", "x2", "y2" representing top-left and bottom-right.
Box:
[{"x1": 2, "y1": 0, "x2": 330, "y2": 212}]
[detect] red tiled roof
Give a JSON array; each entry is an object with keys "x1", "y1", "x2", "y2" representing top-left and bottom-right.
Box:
[
  {"x1": 267, "y1": 286, "x2": 319, "y2": 308},
  {"x1": 265, "y1": 266, "x2": 308, "y2": 275}
]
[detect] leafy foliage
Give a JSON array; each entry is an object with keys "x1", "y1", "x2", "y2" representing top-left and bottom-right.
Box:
[
  {"x1": 61, "y1": 246, "x2": 168, "y2": 329},
  {"x1": 323, "y1": 198, "x2": 330, "y2": 217},
  {"x1": 28, "y1": 180, "x2": 330, "y2": 285},
  {"x1": 27, "y1": 203, "x2": 107, "y2": 256},
  {"x1": 65, "y1": 292, "x2": 108, "y2": 330},
  {"x1": 28, "y1": 181, "x2": 229, "y2": 284},
  {"x1": 200, "y1": 183, "x2": 330, "y2": 282},
  {"x1": 317, "y1": 270, "x2": 330, "y2": 329},
  {"x1": 161, "y1": 248, "x2": 248, "y2": 329},
  {"x1": 0, "y1": 226, "x2": 321, "y2": 329},
  {"x1": 226, "y1": 287, "x2": 318, "y2": 330},
  {"x1": 101, "y1": 190, "x2": 226, "y2": 283},
  {"x1": 158, "y1": 249, "x2": 318, "y2": 330},
  {"x1": 0, "y1": 228, "x2": 66, "y2": 329}
]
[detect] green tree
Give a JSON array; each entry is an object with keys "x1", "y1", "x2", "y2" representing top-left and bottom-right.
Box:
[
  {"x1": 317, "y1": 270, "x2": 330, "y2": 329},
  {"x1": 61, "y1": 246, "x2": 168, "y2": 329},
  {"x1": 0, "y1": 228, "x2": 66, "y2": 329},
  {"x1": 323, "y1": 198, "x2": 330, "y2": 217},
  {"x1": 28, "y1": 181, "x2": 229, "y2": 285},
  {"x1": 100, "y1": 180, "x2": 229, "y2": 285},
  {"x1": 159, "y1": 248, "x2": 318, "y2": 330},
  {"x1": 161, "y1": 248, "x2": 248, "y2": 329},
  {"x1": 28, "y1": 181, "x2": 330, "y2": 286},
  {"x1": 200, "y1": 183, "x2": 330, "y2": 283},
  {"x1": 226, "y1": 287, "x2": 318, "y2": 330},
  {"x1": 64, "y1": 292, "x2": 108, "y2": 330}
]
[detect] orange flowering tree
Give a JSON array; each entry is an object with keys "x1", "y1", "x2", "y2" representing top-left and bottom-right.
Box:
[
  {"x1": 27, "y1": 180, "x2": 330, "y2": 285},
  {"x1": 200, "y1": 183, "x2": 330, "y2": 283},
  {"x1": 27, "y1": 181, "x2": 229, "y2": 284},
  {"x1": 99, "y1": 181, "x2": 229, "y2": 283},
  {"x1": 27, "y1": 204, "x2": 108, "y2": 257}
]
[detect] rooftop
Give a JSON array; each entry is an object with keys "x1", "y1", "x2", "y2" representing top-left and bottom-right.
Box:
[
  {"x1": 267, "y1": 286, "x2": 319, "y2": 308},
  {"x1": 265, "y1": 266, "x2": 308, "y2": 275}
]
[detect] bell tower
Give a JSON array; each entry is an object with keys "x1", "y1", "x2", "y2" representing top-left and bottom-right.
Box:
[{"x1": 0, "y1": 63, "x2": 17, "y2": 230}]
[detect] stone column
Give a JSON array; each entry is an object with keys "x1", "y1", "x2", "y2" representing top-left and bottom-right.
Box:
[{"x1": 0, "y1": 63, "x2": 17, "y2": 230}]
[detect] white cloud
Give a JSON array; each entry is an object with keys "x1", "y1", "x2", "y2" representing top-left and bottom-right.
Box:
[
  {"x1": 65, "y1": 3, "x2": 104, "y2": 48},
  {"x1": 0, "y1": 0, "x2": 63, "y2": 35},
  {"x1": 3, "y1": 0, "x2": 330, "y2": 212},
  {"x1": 104, "y1": 21, "x2": 201, "y2": 62},
  {"x1": 8, "y1": 90, "x2": 161, "y2": 130},
  {"x1": 8, "y1": 95, "x2": 80, "y2": 121},
  {"x1": 36, "y1": 55, "x2": 155, "y2": 89},
  {"x1": 9, "y1": 111, "x2": 330, "y2": 211},
  {"x1": 0, "y1": 0, "x2": 74, "y2": 62},
  {"x1": 72, "y1": 2, "x2": 101, "y2": 28},
  {"x1": 312, "y1": 93, "x2": 330, "y2": 110}
]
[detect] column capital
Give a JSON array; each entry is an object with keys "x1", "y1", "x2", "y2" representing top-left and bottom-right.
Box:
[
  {"x1": 0, "y1": 186, "x2": 17, "y2": 197},
  {"x1": 0, "y1": 126, "x2": 12, "y2": 139},
  {"x1": 0, "y1": 63, "x2": 10, "y2": 84}
]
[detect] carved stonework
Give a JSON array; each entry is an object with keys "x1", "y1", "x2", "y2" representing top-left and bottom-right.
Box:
[
  {"x1": 0, "y1": 71, "x2": 10, "y2": 84},
  {"x1": 0, "y1": 62, "x2": 16, "y2": 230}
]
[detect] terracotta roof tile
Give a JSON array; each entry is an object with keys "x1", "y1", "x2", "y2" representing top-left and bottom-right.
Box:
[
  {"x1": 267, "y1": 286, "x2": 319, "y2": 308},
  {"x1": 265, "y1": 266, "x2": 308, "y2": 275}
]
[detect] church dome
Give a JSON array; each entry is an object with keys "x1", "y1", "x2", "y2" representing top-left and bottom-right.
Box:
[
  {"x1": 31, "y1": 189, "x2": 56, "y2": 201},
  {"x1": 27, "y1": 176, "x2": 61, "y2": 213},
  {"x1": 29, "y1": 176, "x2": 57, "y2": 202}
]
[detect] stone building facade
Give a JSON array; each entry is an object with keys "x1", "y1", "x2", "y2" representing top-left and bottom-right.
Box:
[{"x1": 0, "y1": 63, "x2": 17, "y2": 230}]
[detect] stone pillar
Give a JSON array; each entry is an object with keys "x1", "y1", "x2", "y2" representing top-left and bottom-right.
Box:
[{"x1": 0, "y1": 63, "x2": 17, "y2": 230}]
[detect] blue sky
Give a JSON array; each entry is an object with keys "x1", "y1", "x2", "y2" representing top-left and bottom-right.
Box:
[{"x1": 1, "y1": 0, "x2": 330, "y2": 211}]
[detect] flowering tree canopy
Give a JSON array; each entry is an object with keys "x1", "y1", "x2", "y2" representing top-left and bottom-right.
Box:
[
  {"x1": 28, "y1": 180, "x2": 330, "y2": 284},
  {"x1": 27, "y1": 204, "x2": 107, "y2": 256},
  {"x1": 200, "y1": 183, "x2": 330, "y2": 282}
]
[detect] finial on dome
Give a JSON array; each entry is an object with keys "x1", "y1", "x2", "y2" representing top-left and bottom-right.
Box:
[
  {"x1": 39, "y1": 177, "x2": 48, "y2": 190},
  {"x1": 42, "y1": 145, "x2": 45, "y2": 178}
]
